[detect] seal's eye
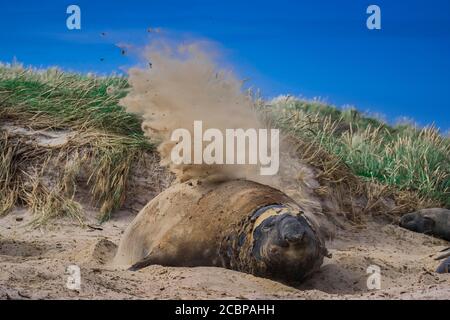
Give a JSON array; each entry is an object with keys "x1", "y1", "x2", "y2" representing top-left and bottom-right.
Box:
[
  {"x1": 255, "y1": 216, "x2": 277, "y2": 234},
  {"x1": 269, "y1": 247, "x2": 279, "y2": 254}
]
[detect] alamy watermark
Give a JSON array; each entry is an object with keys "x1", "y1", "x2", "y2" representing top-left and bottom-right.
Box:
[
  {"x1": 66, "y1": 5, "x2": 381, "y2": 32},
  {"x1": 367, "y1": 5, "x2": 381, "y2": 30},
  {"x1": 366, "y1": 264, "x2": 381, "y2": 290},
  {"x1": 170, "y1": 121, "x2": 280, "y2": 176},
  {"x1": 66, "y1": 265, "x2": 81, "y2": 291},
  {"x1": 66, "y1": 5, "x2": 81, "y2": 30}
]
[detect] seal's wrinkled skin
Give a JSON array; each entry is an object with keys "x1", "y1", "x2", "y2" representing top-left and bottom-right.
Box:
[
  {"x1": 114, "y1": 180, "x2": 328, "y2": 282},
  {"x1": 400, "y1": 208, "x2": 450, "y2": 241},
  {"x1": 219, "y1": 204, "x2": 328, "y2": 281},
  {"x1": 250, "y1": 209, "x2": 326, "y2": 281}
]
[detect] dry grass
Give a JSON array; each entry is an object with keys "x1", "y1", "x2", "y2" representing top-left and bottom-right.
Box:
[
  {"x1": 265, "y1": 97, "x2": 449, "y2": 218},
  {"x1": 0, "y1": 64, "x2": 157, "y2": 224},
  {"x1": 0, "y1": 126, "x2": 156, "y2": 224},
  {"x1": 1, "y1": 65, "x2": 448, "y2": 225}
]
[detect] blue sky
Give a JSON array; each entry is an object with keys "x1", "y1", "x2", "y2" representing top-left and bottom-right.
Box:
[{"x1": 1, "y1": 0, "x2": 449, "y2": 130}]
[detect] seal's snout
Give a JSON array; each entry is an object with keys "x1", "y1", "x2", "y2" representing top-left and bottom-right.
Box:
[
  {"x1": 284, "y1": 231, "x2": 305, "y2": 243},
  {"x1": 400, "y1": 213, "x2": 416, "y2": 227},
  {"x1": 280, "y1": 217, "x2": 306, "y2": 244},
  {"x1": 400, "y1": 213, "x2": 422, "y2": 233}
]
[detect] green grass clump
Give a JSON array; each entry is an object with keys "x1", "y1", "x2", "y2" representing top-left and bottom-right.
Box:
[
  {"x1": 269, "y1": 97, "x2": 450, "y2": 208},
  {"x1": 0, "y1": 64, "x2": 155, "y2": 224},
  {"x1": 1, "y1": 64, "x2": 448, "y2": 225},
  {"x1": 0, "y1": 64, "x2": 146, "y2": 138}
]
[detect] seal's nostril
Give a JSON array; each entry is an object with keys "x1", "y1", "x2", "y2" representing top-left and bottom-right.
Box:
[{"x1": 284, "y1": 231, "x2": 304, "y2": 243}]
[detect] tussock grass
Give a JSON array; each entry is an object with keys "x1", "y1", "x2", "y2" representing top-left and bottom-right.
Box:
[
  {"x1": 268, "y1": 97, "x2": 450, "y2": 211},
  {"x1": 0, "y1": 64, "x2": 155, "y2": 224},
  {"x1": 0, "y1": 125, "x2": 152, "y2": 224},
  {"x1": 1, "y1": 64, "x2": 448, "y2": 225},
  {"x1": 0, "y1": 64, "x2": 146, "y2": 137},
  {"x1": 0, "y1": 133, "x2": 18, "y2": 214}
]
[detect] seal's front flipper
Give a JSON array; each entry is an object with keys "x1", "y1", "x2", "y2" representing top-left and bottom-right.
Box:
[
  {"x1": 435, "y1": 249, "x2": 450, "y2": 261},
  {"x1": 436, "y1": 257, "x2": 450, "y2": 273}
]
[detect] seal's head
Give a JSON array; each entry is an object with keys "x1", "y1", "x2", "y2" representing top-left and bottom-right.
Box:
[
  {"x1": 400, "y1": 212, "x2": 434, "y2": 234},
  {"x1": 251, "y1": 205, "x2": 327, "y2": 281}
]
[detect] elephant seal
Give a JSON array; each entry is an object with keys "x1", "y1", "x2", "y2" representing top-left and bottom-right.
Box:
[
  {"x1": 114, "y1": 180, "x2": 329, "y2": 282},
  {"x1": 399, "y1": 208, "x2": 450, "y2": 241}
]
